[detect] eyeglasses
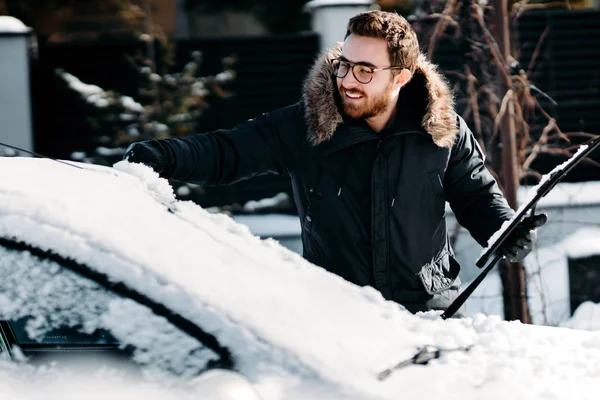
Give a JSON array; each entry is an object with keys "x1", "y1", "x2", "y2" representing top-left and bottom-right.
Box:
[{"x1": 331, "y1": 58, "x2": 403, "y2": 84}]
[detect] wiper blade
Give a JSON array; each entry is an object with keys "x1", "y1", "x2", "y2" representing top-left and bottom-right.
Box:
[
  {"x1": 377, "y1": 344, "x2": 473, "y2": 381},
  {"x1": 442, "y1": 135, "x2": 600, "y2": 320}
]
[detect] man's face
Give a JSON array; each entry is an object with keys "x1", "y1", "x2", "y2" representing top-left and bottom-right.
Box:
[{"x1": 337, "y1": 34, "x2": 398, "y2": 120}]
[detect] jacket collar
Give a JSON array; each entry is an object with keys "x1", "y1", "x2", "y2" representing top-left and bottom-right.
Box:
[{"x1": 301, "y1": 44, "x2": 459, "y2": 148}]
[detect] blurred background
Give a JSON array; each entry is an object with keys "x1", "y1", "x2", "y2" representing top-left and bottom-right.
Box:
[
  {"x1": 1, "y1": 0, "x2": 599, "y2": 205},
  {"x1": 1, "y1": 0, "x2": 600, "y2": 324}
]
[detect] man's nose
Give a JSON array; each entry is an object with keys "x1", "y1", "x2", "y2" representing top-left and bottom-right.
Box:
[{"x1": 341, "y1": 69, "x2": 360, "y2": 88}]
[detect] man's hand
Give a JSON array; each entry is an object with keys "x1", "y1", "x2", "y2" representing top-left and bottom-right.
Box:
[
  {"x1": 500, "y1": 213, "x2": 548, "y2": 263},
  {"x1": 124, "y1": 141, "x2": 164, "y2": 173}
]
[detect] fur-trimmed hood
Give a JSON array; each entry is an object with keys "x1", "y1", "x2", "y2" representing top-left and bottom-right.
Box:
[{"x1": 301, "y1": 44, "x2": 459, "y2": 148}]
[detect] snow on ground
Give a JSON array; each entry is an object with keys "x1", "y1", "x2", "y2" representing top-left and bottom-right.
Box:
[
  {"x1": 479, "y1": 142, "x2": 595, "y2": 262},
  {"x1": 461, "y1": 203, "x2": 600, "y2": 325},
  {"x1": 233, "y1": 214, "x2": 301, "y2": 238},
  {"x1": 1, "y1": 158, "x2": 600, "y2": 399},
  {"x1": 521, "y1": 180, "x2": 600, "y2": 208},
  {"x1": 525, "y1": 227, "x2": 600, "y2": 327},
  {"x1": 565, "y1": 301, "x2": 600, "y2": 331}
]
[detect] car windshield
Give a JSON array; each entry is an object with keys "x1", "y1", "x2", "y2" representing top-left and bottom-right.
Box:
[
  {"x1": 4, "y1": 317, "x2": 119, "y2": 346},
  {"x1": 0, "y1": 240, "x2": 221, "y2": 379}
]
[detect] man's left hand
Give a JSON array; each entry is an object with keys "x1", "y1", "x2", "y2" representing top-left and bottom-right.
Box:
[{"x1": 500, "y1": 213, "x2": 548, "y2": 263}]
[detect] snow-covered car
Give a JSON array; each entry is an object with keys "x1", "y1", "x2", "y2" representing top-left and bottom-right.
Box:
[{"x1": 1, "y1": 157, "x2": 600, "y2": 400}]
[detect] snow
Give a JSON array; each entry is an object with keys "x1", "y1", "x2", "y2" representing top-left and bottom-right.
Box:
[
  {"x1": 524, "y1": 227, "x2": 600, "y2": 326},
  {"x1": 520, "y1": 180, "x2": 600, "y2": 208},
  {"x1": 1, "y1": 157, "x2": 600, "y2": 399},
  {"x1": 96, "y1": 146, "x2": 126, "y2": 157},
  {"x1": 176, "y1": 184, "x2": 192, "y2": 197},
  {"x1": 0, "y1": 363, "x2": 187, "y2": 400},
  {"x1": 521, "y1": 143, "x2": 591, "y2": 209},
  {"x1": 215, "y1": 71, "x2": 235, "y2": 83},
  {"x1": 243, "y1": 192, "x2": 290, "y2": 213},
  {"x1": 464, "y1": 225, "x2": 600, "y2": 326},
  {"x1": 59, "y1": 71, "x2": 110, "y2": 108},
  {"x1": 233, "y1": 214, "x2": 301, "y2": 238},
  {"x1": 58, "y1": 72, "x2": 145, "y2": 113},
  {"x1": 121, "y1": 96, "x2": 144, "y2": 113},
  {"x1": 152, "y1": 121, "x2": 169, "y2": 133},
  {"x1": 0, "y1": 16, "x2": 30, "y2": 34},
  {"x1": 464, "y1": 140, "x2": 600, "y2": 324},
  {"x1": 59, "y1": 71, "x2": 104, "y2": 97},
  {"x1": 120, "y1": 113, "x2": 136, "y2": 121},
  {"x1": 564, "y1": 301, "x2": 600, "y2": 331}
]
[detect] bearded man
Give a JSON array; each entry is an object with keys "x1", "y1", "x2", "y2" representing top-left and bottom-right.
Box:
[{"x1": 124, "y1": 11, "x2": 545, "y2": 316}]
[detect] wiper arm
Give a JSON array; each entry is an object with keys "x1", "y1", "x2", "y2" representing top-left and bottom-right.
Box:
[{"x1": 377, "y1": 344, "x2": 473, "y2": 381}]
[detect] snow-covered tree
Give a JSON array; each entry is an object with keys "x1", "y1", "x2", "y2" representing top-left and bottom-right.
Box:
[{"x1": 59, "y1": 50, "x2": 236, "y2": 166}]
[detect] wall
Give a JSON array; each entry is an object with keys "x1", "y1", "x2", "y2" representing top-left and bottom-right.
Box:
[{"x1": 0, "y1": 29, "x2": 33, "y2": 153}]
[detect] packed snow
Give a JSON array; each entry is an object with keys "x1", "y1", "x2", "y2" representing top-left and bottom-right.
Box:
[{"x1": 1, "y1": 157, "x2": 600, "y2": 399}]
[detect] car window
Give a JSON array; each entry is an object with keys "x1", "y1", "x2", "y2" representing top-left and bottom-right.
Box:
[
  {"x1": 0, "y1": 239, "x2": 226, "y2": 379},
  {"x1": 5, "y1": 317, "x2": 119, "y2": 347}
]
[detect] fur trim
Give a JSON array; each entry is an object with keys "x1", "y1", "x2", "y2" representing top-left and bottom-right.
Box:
[
  {"x1": 302, "y1": 45, "x2": 459, "y2": 148},
  {"x1": 301, "y1": 45, "x2": 344, "y2": 146}
]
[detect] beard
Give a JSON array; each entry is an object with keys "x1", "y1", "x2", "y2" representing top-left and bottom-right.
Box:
[{"x1": 339, "y1": 81, "x2": 394, "y2": 120}]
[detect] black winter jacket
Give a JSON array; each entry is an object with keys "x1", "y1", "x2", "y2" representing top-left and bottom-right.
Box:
[{"x1": 144, "y1": 47, "x2": 514, "y2": 314}]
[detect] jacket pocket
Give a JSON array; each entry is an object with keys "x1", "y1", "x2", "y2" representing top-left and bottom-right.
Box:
[
  {"x1": 428, "y1": 169, "x2": 445, "y2": 202},
  {"x1": 417, "y1": 251, "x2": 460, "y2": 295}
]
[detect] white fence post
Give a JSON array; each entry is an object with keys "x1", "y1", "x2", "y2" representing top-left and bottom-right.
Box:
[
  {"x1": 0, "y1": 16, "x2": 34, "y2": 154},
  {"x1": 304, "y1": 0, "x2": 377, "y2": 52}
]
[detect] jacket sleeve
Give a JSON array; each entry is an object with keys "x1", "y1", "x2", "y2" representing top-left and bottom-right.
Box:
[
  {"x1": 149, "y1": 102, "x2": 306, "y2": 185},
  {"x1": 444, "y1": 115, "x2": 515, "y2": 247}
]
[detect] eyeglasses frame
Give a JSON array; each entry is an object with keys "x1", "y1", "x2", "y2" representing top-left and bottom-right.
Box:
[{"x1": 330, "y1": 58, "x2": 404, "y2": 84}]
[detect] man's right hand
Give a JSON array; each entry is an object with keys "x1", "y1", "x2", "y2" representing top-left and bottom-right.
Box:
[{"x1": 124, "y1": 141, "x2": 165, "y2": 173}]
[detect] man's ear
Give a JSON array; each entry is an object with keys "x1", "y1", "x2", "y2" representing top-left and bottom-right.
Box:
[{"x1": 395, "y1": 69, "x2": 412, "y2": 89}]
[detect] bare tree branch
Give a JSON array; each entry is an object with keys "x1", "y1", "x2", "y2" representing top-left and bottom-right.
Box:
[
  {"x1": 514, "y1": 1, "x2": 571, "y2": 18},
  {"x1": 466, "y1": 65, "x2": 483, "y2": 140},
  {"x1": 522, "y1": 118, "x2": 556, "y2": 171},
  {"x1": 527, "y1": 26, "x2": 550, "y2": 77},
  {"x1": 427, "y1": 0, "x2": 459, "y2": 60},
  {"x1": 471, "y1": 4, "x2": 512, "y2": 87}
]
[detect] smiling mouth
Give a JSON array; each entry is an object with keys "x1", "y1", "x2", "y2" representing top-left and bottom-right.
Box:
[{"x1": 344, "y1": 91, "x2": 363, "y2": 100}]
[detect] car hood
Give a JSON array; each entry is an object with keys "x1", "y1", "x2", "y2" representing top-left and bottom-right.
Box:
[{"x1": 0, "y1": 157, "x2": 599, "y2": 400}]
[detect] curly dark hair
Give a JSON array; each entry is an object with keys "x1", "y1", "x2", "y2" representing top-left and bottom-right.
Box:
[{"x1": 345, "y1": 10, "x2": 420, "y2": 74}]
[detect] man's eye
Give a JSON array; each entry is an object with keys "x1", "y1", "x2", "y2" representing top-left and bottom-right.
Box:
[{"x1": 357, "y1": 66, "x2": 373, "y2": 75}]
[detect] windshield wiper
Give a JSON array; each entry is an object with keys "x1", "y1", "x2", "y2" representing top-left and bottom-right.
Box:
[
  {"x1": 377, "y1": 344, "x2": 473, "y2": 380},
  {"x1": 442, "y1": 135, "x2": 600, "y2": 320}
]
